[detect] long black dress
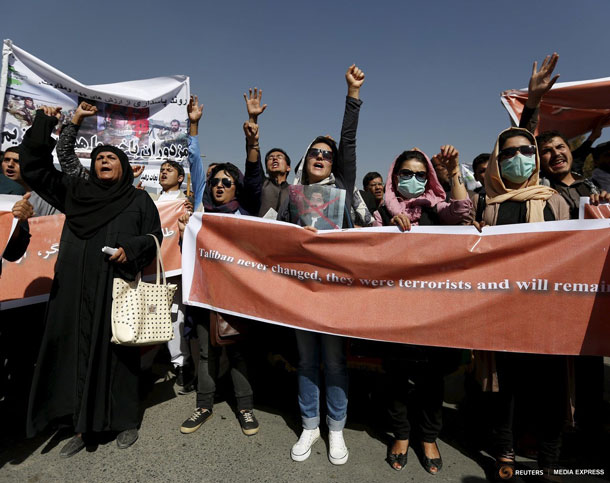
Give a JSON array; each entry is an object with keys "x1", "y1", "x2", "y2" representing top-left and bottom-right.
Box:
[{"x1": 20, "y1": 117, "x2": 162, "y2": 436}]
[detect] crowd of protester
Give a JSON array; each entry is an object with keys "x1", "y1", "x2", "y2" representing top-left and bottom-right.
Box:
[{"x1": 1, "y1": 55, "x2": 610, "y2": 482}]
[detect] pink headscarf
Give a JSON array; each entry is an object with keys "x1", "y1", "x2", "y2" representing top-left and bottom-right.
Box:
[{"x1": 383, "y1": 149, "x2": 447, "y2": 224}]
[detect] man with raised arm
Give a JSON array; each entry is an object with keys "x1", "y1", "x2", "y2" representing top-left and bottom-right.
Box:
[
  {"x1": 242, "y1": 88, "x2": 291, "y2": 218},
  {"x1": 517, "y1": 54, "x2": 610, "y2": 468}
]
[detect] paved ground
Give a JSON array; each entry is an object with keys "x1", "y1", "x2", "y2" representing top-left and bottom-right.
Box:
[{"x1": 1, "y1": 359, "x2": 609, "y2": 483}]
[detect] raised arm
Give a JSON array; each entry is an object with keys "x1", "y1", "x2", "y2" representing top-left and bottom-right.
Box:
[
  {"x1": 519, "y1": 53, "x2": 559, "y2": 134},
  {"x1": 336, "y1": 65, "x2": 365, "y2": 194},
  {"x1": 187, "y1": 95, "x2": 205, "y2": 210},
  {"x1": 432, "y1": 145, "x2": 473, "y2": 224},
  {"x1": 57, "y1": 102, "x2": 98, "y2": 179},
  {"x1": 242, "y1": 121, "x2": 263, "y2": 214},
  {"x1": 19, "y1": 107, "x2": 70, "y2": 212},
  {"x1": 243, "y1": 87, "x2": 267, "y2": 123}
]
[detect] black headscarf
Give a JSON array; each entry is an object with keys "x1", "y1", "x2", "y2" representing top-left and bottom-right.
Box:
[{"x1": 64, "y1": 144, "x2": 138, "y2": 239}]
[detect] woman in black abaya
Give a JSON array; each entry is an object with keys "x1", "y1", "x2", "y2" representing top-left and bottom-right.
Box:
[{"x1": 20, "y1": 107, "x2": 162, "y2": 457}]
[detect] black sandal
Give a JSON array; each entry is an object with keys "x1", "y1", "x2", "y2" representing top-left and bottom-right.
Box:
[
  {"x1": 387, "y1": 452, "x2": 408, "y2": 471},
  {"x1": 422, "y1": 441, "x2": 443, "y2": 475}
]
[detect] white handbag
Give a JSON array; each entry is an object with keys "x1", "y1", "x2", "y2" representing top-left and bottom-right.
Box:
[{"x1": 111, "y1": 234, "x2": 178, "y2": 346}]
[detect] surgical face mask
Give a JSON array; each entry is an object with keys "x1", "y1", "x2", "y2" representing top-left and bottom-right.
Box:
[
  {"x1": 500, "y1": 153, "x2": 536, "y2": 184},
  {"x1": 397, "y1": 176, "x2": 427, "y2": 198}
]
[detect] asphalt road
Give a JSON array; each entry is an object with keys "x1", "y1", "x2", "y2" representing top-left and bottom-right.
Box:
[{"x1": 1, "y1": 359, "x2": 609, "y2": 483}]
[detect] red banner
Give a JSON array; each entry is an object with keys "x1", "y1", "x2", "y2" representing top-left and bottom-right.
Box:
[
  {"x1": 182, "y1": 214, "x2": 610, "y2": 356},
  {"x1": 501, "y1": 77, "x2": 610, "y2": 138},
  {"x1": 0, "y1": 211, "x2": 16, "y2": 257},
  {"x1": 0, "y1": 200, "x2": 185, "y2": 308}
]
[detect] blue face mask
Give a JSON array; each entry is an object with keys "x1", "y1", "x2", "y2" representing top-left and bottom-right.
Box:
[
  {"x1": 500, "y1": 153, "x2": 536, "y2": 184},
  {"x1": 397, "y1": 177, "x2": 427, "y2": 198}
]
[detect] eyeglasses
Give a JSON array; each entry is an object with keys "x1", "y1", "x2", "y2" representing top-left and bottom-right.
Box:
[
  {"x1": 398, "y1": 169, "x2": 427, "y2": 183},
  {"x1": 499, "y1": 145, "x2": 536, "y2": 159},
  {"x1": 307, "y1": 148, "x2": 333, "y2": 161},
  {"x1": 210, "y1": 177, "x2": 233, "y2": 188}
]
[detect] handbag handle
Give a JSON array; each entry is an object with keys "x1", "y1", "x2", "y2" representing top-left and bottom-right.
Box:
[{"x1": 147, "y1": 234, "x2": 166, "y2": 285}]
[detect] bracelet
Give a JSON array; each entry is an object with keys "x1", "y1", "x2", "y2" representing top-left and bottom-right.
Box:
[{"x1": 247, "y1": 144, "x2": 260, "y2": 149}]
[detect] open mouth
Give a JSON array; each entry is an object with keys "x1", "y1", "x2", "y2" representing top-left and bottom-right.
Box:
[
  {"x1": 313, "y1": 162, "x2": 324, "y2": 169},
  {"x1": 4, "y1": 169, "x2": 16, "y2": 177},
  {"x1": 271, "y1": 161, "x2": 279, "y2": 169},
  {"x1": 100, "y1": 167, "x2": 112, "y2": 173},
  {"x1": 549, "y1": 158, "x2": 566, "y2": 169}
]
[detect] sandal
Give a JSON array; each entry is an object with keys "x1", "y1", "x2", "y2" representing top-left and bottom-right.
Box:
[
  {"x1": 387, "y1": 452, "x2": 408, "y2": 471},
  {"x1": 422, "y1": 441, "x2": 443, "y2": 475},
  {"x1": 494, "y1": 450, "x2": 515, "y2": 481},
  {"x1": 387, "y1": 439, "x2": 409, "y2": 471}
]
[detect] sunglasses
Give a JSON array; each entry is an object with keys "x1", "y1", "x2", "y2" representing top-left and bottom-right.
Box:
[
  {"x1": 398, "y1": 169, "x2": 427, "y2": 183},
  {"x1": 499, "y1": 145, "x2": 536, "y2": 159},
  {"x1": 210, "y1": 177, "x2": 233, "y2": 188},
  {"x1": 307, "y1": 148, "x2": 333, "y2": 161}
]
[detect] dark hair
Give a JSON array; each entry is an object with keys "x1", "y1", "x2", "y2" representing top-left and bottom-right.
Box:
[
  {"x1": 535, "y1": 130, "x2": 567, "y2": 148},
  {"x1": 171, "y1": 119, "x2": 180, "y2": 125},
  {"x1": 264, "y1": 148, "x2": 291, "y2": 168},
  {"x1": 472, "y1": 153, "x2": 490, "y2": 171},
  {"x1": 392, "y1": 150, "x2": 427, "y2": 178},
  {"x1": 303, "y1": 136, "x2": 339, "y2": 184},
  {"x1": 210, "y1": 163, "x2": 242, "y2": 195},
  {"x1": 309, "y1": 136, "x2": 338, "y2": 157},
  {"x1": 362, "y1": 171, "x2": 383, "y2": 189},
  {"x1": 498, "y1": 129, "x2": 536, "y2": 150},
  {"x1": 161, "y1": 160, "x2": 185, "y2": 180},
  {"x1": 3, "y1": 146, "x2": 20, "y2": 157}
]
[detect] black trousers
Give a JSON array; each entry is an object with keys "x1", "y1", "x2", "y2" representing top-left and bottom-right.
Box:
[
  {"x1": 195, "y1": 317, "x2": 253, "y2": 411},
  {"x1": 491, "y1": 352, "x2": 566, "y2": 467},
  {"x1": 383, "y1": 345, "x2": 455, "y2": 442},
  {"x1": 574, "y1": 355, "x2": 604, "y2": 434}
]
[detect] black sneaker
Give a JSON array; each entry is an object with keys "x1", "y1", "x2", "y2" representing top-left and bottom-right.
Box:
[
  {"x1": 180, "y1": 408, "x2": 212, "y2": 434},
  {"x1": 238, "y1": 409, "x2": 259, "y2": 436}
]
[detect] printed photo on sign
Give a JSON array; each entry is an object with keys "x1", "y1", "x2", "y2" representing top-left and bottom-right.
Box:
[
  {"x1": 75, "y1": 97, "x2": 150, "y2": 158},
  {"x1": 289, "y1": 185, "x2": 346, "y2": 230}
]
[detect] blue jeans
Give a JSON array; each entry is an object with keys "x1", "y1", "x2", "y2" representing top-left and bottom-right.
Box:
[{"x1": 295, "y1": 330, "x2": 348, "y2": 431}]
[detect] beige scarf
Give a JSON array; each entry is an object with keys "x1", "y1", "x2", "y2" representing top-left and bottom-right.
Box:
[{"x1": 485, "y1": 127, "x2": 556, "y2": 222}]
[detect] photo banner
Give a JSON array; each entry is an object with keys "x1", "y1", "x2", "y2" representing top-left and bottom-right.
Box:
[
  {"x1": 1, "y1": 40, "x2": 190, "y2": 190},
  {"x1": 501, "y1": 76, "x2": 610, "y2": 139},
  {"x1": 182, "y1": 214, "x2": 610, "y2": 356},
  {"x1": 0, "y1": 200, "x2": 185, "y2": 309}
]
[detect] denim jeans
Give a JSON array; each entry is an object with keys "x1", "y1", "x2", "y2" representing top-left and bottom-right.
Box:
[{"x1": 295, "y1": 330, "x2": 348, "y2": 431}]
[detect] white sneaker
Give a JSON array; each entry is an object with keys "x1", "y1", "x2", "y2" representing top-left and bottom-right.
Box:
[
  {"x1": 290, "y1": 427, "x2": 320, "y2": 462},
  {"x1": 328, "y1": 430, "x2": 349, "y2": 465}
]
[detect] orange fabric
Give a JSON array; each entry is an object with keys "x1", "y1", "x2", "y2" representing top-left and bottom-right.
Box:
[
  {"x1": 0, "y1": 200, "x2": 185, "y2": 304},
  {"x1": 0, "y1": 211, "x2": 14, "y2": 256},
  {"x1": 186, "y1": 215, "x2": 610, "y2": 356},
  {"x1": 502, "y1": 77, "x2": 610, "y2": 138}
]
